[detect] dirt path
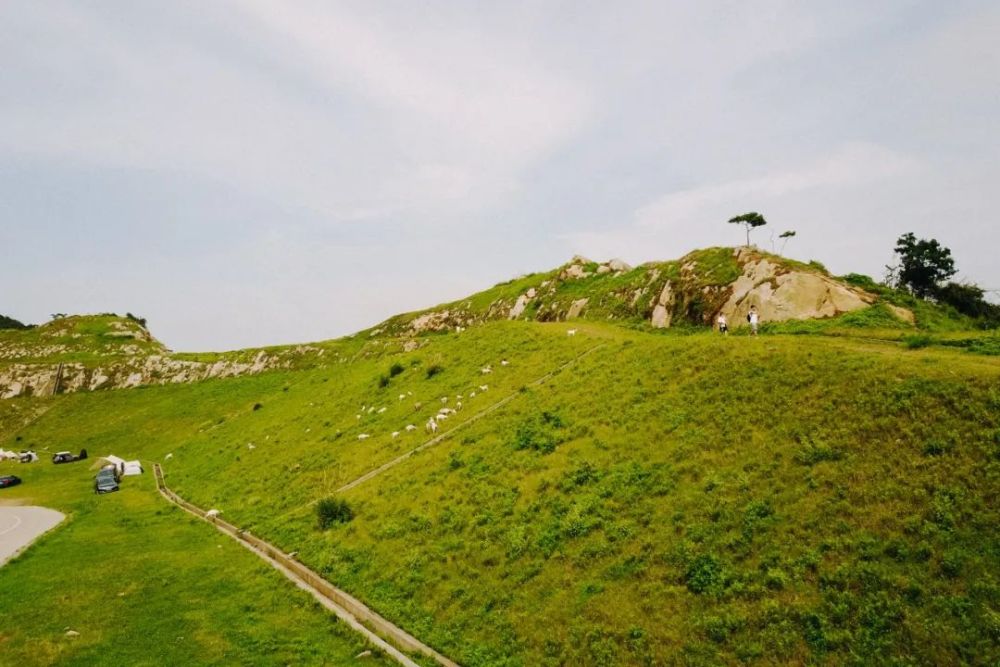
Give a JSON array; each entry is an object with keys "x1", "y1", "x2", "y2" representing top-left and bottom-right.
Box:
[
  {"x1": 153, "y1": 465, "x2": 456, "y2": 667},
  {"x1": 0, "y1": 505, "x2": 65, "y2": 566}
]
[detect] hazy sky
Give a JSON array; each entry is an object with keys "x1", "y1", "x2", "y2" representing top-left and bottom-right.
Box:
[{"x1": 2, "y1": 1, "x2": 997, "y2": 350}]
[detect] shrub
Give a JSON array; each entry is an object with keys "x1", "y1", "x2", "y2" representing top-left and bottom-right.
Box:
[
  {"x1": 388, "y1": 362, "x2": 405, "y2": 377},
  {"x1": 903, "y1": 334, "x2": 933, "y2": 349},
  {"x1": 316, "y1": 498, "x2": 354, "y2": 529},
  {"x1": 685, "y1": 554, "x2": 724, "y2": 594},
  {"x1": 378, "y1": 374, "x2": 390, "y2": 388},
  {"x1": 426, "y1": 364, "x2": 444, "y2": 379}
]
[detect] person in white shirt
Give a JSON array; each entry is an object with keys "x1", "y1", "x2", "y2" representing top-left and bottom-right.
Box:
[
  {"x1": 748, "y1": 306, "x2": 760, "y2": 335},
  {"x1": 717, "y1": 313, "x2": 728, "y2": 334}
]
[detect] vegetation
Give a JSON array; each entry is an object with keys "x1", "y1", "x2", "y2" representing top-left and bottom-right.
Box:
[
  {"x1": 0, "y1": 452, "x2": 390, "y2": 665},
  {"x1": 728, "y1": 212, "x2": 767, "y2": 246},
  {"x1": 3, "y1": 318, "x2": 997, "y2": 666},
  {"x1": 317, "y1": 497, "x2": 355, "y2": 528},
  {"x1": 889, "y1": 233, "x2": 956, "y2": 298},
  {"x1": 0, "y1": 314, "x2": 29, "y2": 330}
]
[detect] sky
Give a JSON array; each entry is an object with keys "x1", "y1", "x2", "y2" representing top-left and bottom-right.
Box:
[{"x1": 2, "y1": 1, "x2": 997, "y2": 351}]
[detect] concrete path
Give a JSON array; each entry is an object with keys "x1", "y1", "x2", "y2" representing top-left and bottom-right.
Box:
[{"x1": 0, "y1": 506, "x2": 65, "y2": 566}]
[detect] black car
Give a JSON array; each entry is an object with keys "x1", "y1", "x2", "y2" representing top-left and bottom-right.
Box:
[
  {"x1": 53, "y1": 449, "x2": 87, "y2": 464},
  {"x1": 0, "y1": 475, "x2": 22, "y2": 489},
  {"x1": 94, "y1": 470, "x2": 119, "y2": 494}
]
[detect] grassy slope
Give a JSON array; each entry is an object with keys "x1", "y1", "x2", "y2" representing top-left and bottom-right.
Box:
[
  {"x1": 3, "y1": 321, "x2": 998, "y2": 665},
  {"x1": 0, "y1": 435, "x2": 391, "y2": 665},
  {"x1": 0, "y1": 315, "x2": 165, "y2": 364}
]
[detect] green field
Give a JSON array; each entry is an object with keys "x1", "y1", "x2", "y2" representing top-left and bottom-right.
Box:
[
  {"x1": 3, "y1": 318, "x2": 998, "y2": 665},
  {"x1": 0, "y1": 447, "x2": 391, "y2": 665}
]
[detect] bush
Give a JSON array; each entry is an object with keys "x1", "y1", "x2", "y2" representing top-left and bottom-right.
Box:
[
  {"x1": 389, "y1": 362, "x2": 405, "y2": 377},
  {"x1": 685, "y1": 554, "x2": 724, "y2": 594},
  {"x1": 378, "y1": 374, "x2": 390, "y2": 388},
  {"x1": 426, "y1": 364, "x2": 444, "y2": 379},
  {"x1": 903, "y1": 334, "x2": 933, "y2": 349},
  {"x1": 316, "y1": 498, "x2": 354, "y2": 529}
]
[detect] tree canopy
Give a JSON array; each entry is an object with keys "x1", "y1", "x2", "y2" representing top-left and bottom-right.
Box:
[
  {"x1": 892, "y1": 233, "x2": 956, "y2": 298},
  {"x1": 728, "y1": 212, "x2": 767, "y2": 246}
]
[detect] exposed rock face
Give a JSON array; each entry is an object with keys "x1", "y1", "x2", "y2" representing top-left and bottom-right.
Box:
[
  {"x1": 650, "y1": 283, "x2": 675, "y2": 328},
  {"x1": 0, "y1": 349, "x2": 322, "y2": 399},
  {"x1": 717, "y1": 251, "x2": 876, "y2": 324},
  {"x1": 567, "y1": 298, "x2": 589, "y2": 319},
  {"x1": 509, "y1": 294, "x2": 530, "y2": 319}
]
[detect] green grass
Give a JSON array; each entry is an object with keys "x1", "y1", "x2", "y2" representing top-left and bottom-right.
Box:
[
  {"x1": 0, "y1": 315, "x2": 165, "y2": 364},
  {"x1": 3, "y1": 320, "x2": 998, "y2": 665},
  {"x1": 0, "y1": 450, "x2": 391, "y2": 664}
]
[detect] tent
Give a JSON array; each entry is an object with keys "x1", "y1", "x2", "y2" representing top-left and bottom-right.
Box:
[
  {"x1": 102, "y1": 455, "x2": 126, "y2": 468},
  {"x1": 19, "y1": 451, "x2": 39, "y2": 463},
  {"x1": 122, "y1": 460, "x2": 144, "y2": 476},
  {"x1": 0, "y1": 448, "x2": 20, "y2": 461}
]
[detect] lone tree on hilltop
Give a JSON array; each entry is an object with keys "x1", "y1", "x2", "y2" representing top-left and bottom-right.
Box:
[
  {"x1": 728, "y1": 212, "x2": 767, "y2": 246},
  {"x1": 890, "y1": 233, "x2": 956, "y2": 298},
  {"x1": 779, "y1": 230, "x2": 796, "y2": 254}
]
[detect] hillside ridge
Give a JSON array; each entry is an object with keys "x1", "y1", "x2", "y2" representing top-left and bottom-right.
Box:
[{"x1": 0, "y1": 246, "x2": 956, "y2": 400}]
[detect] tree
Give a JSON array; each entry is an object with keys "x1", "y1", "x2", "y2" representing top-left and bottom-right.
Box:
[
  {"x1": 728, "y1": 212, "x2": 767, "y2": 246},
  {"x1": 891, "y1": 233, "x2": 956, "y2": 298},
  {"x1": 779, "y1": 230, "x2": 796, "y2": 254},
  {"x1": 0, "y1": 314, "x2": 28, "y2": 330}
]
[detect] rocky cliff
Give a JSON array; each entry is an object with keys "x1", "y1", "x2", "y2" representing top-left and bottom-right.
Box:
[{"x1": 379, "y1": 247, "x2": 913, "y2": 336}]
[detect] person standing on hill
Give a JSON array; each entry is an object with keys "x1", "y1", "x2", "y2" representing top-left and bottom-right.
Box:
[
  {"x1": 748, "y1": 306, "x2": 760, "y2": 336},
  {"x1": 717, "y1": 313, "x2": 728, "y2": 334}
]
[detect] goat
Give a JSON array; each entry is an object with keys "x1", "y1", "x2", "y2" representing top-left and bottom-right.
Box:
[{"x1": 358, "y1": 433, "x2": 370, "y2": 440}]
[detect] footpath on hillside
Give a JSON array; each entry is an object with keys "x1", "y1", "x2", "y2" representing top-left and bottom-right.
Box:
[{"x1": 154, "y1": 341, "x2": 607, "y2": 666}]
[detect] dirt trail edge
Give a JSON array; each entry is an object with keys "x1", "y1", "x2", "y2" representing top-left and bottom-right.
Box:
[
  {"x1": 153, "y1": 464, "x2": 458, "y2": 667},
  {"x1": 338, "y1": 342, "x2": 607, "y2": 494}
]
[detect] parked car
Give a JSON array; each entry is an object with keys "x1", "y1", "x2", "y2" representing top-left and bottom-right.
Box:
[
  {"x1": 100, "y1": 464, "x2": 122, "y2": 482},
  {"x1": 94, "y1": 470, "x2": 119, "y2": 494},
  {"x1": 0, "y1": 475, "x2": 22, "y2": 489},
  {"x1": 52, "y1": 449, "x2": 88, "y2": 464}
]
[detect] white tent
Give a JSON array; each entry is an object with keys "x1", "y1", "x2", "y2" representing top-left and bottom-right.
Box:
[
  {"x1": 122, "y1": 460, "x2": 144, "y2": 476},
  {"x1": 0, "y1": 448, "x2": 19, "y2": 461},
  {"x1": 19, "y1": 451, "x2": 39, "y2": 463},
  {"x1": 102, "y1": 455, "x2": 126, "y2": 468}
]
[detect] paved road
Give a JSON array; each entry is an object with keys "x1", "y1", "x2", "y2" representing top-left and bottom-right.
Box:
[{"x1": 0, "y1": 506, "x2": 65, "y2": 566}]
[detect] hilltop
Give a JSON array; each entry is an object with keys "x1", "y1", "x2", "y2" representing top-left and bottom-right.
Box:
[
  {"x1": 374, "y1": 247, "x2": 918, "y2": 337},
  {"x1": 7, "y1": 247, "x2": 992, "y2": 401}
]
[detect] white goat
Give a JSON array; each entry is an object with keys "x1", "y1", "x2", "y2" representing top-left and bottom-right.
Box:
[
  {"x1": 567, "y1": 329, "x2": 577, "y2": 336},
  {"x1": 391, "y1": 431, "x2": 400, "y2": 438},
  {"x1": 426, "y1": 419, "x2": 438, "y2": 433},
  {"x1": 358, "y1": 433, "x2": 370, "y2": 440},
  {"x1": 405, "y1": 424, "x2": 417, "y2": 432}
]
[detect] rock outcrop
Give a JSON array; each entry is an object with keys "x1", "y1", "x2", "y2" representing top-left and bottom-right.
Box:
[{"x1": 714, "y1": 249, "x2": 877, "y2": 326}]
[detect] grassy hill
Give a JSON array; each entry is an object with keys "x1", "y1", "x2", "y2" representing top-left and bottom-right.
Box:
[
  {"x1": 0, "y1": 314, "x2": 164, "y2": 364},
  {"x1": 3, "y1": 316, "x2": 998, "y2": 665}
]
